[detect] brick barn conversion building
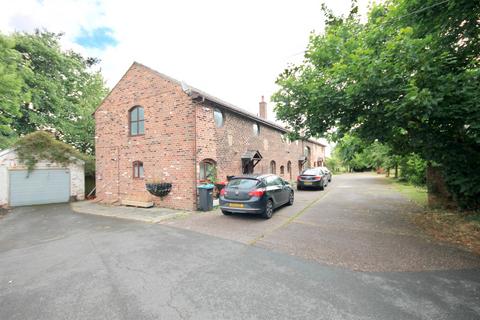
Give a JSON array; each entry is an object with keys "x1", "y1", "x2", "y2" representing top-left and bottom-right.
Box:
[{"x1": 94, "y1": 62, "x2": 325, "y2": 210}]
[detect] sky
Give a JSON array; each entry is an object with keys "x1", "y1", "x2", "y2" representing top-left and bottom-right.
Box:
[{"x1": 0, "y1": 0, "x2": 374, "y2": 153}]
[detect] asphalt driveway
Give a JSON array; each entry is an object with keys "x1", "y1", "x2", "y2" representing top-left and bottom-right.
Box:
[
  {"x1": 166, "y1": 173, "x2": 480, "y2": 272},
  {"x1": 1, "y1": 173, "x2": 480, "y2": 319}
]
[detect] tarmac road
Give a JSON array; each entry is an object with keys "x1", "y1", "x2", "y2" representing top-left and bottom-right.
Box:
[
  {"x1": 167, "y1": 173, "x2": 480, "y2": 272},
  {"x1": 0, "y1": 173, "x2": 479, "y2": 319}
]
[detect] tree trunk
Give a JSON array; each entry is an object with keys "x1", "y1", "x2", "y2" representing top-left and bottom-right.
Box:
[
  {"x1": 426, "y1": 163, "x2": 457, "y2": 209},
  {"x1": 394, "y1": 164, "x2": 398, "y2": 178}
]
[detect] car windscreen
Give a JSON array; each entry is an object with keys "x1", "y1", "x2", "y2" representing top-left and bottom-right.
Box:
[
  {"x1": 228, "y1": 178, "x2": 260, "y2": 189},
  {"x1": 302, "y1": 169, "x2": 318, "y2": 175}
]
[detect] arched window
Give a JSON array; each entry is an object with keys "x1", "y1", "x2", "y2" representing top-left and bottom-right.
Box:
[
  {"x1": 133, "y1": 161, "x2": 144, "y2": 179},
  {"x1": 270, "y1": 160, "x2": 276, "y2": 174},
  {"x1": 304, "y1": 146, "x2": 311, "y2": 168},
  {"x1": 280, "y1": 165, "x2": 285, "y2": 175},
  {"x1": 129, "y1": 106, "x2": 145, "y2": 136},
  {"x1": 199, "y1": 159, "x2": 216, "y2": 182},
  {"x1": 213, "y1": 108, "x2": 224, "y2": 128},
  {"x1": 287, "y1": 161, "x2": 292, "y2": 180},
  {"x1": 304, "y1": 146, "x2": 311, "y2": 157}
]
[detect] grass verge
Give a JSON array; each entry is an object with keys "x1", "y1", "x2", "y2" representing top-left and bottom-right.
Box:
[
  {"x1": 388, "y1": 177, "x2": 480, "y2": 255},
  {"x1": 388, "y1": 178, "x2": 428, "y2": 207}
]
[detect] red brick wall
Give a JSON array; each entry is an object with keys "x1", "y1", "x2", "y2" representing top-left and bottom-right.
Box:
[
  {"x1": 195, "y1": 100, "x2": 325, "y2": 183},
  {"x1": 95, "y1": 62, "x2": 325, "y2": 211},
  {"x1": 95, "y1": 63, "x2": 197, "y2": 210}
]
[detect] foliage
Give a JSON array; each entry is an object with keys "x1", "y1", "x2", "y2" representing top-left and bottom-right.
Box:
[
  {"x1": 82, "y1": 154, "x2": 96, "y2": 177},
  {"x1": 333, "y1": 134, "x2": 390, "y2": 172},
  {"x1": 335, "y1": 134, "x2": 365, "y2": 171},
  {"x1": 4, "y1": 30, "x2": 108, "y2": 154},
  {"x1": 398, "y1": 153, "x2": 427, "y2": 185},
  {"x1": 332, "y1": 132, "x2": 427, "y2": 184},
  {"x1": 205, "y1": 165, "x2": 218, "y2": 183},
  {"x1": 325, "y1": 150, "x2": 344, "y2": 173},
  {"x1": 389, "y1": 178, "x2": 428, "y2": 207},
  {"x1": 15, "y1": 131, "x2": 86, "y2": 171},
  {"x1": 273, "y1": 0, "x2": 480, "y2": 208},
  {"x1": 0, "y1": 33, "x2": 30, "y2": 148}
]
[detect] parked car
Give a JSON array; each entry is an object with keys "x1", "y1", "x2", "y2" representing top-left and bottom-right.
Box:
[
  {"x1": 319, "y1": 166, "x2": 332, "y2": 182},
  {"x1": 297, "y1": 167, "x2": 328, "y2": 190},
  {"x1": 219, "y1": 174, "x2": 294, "y2": 219}
]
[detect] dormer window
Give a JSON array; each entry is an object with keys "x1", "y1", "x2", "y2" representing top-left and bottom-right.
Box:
[{"x1": 129, "y1": 106, "x2": 144, "y2": 136}]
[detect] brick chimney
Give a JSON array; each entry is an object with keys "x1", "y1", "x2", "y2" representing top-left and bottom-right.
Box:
[{"x1": 259, "y1": 96, "x2": 267, "y2": 119}]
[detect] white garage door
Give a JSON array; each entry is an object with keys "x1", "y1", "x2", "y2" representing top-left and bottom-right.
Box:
[{"x1": 9, "y1": 169, "x2": 70, "y2": 206}]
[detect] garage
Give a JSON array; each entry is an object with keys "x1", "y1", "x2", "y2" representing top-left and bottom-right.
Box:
[
  {"x1": 9, "y1": 169, "x2": 71, "y2": 206},
  {"x1": 0, "y1": 149, "x2": 84, "y2": 207}
]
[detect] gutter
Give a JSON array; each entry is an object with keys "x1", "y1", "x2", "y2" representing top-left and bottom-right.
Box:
[{"x1": 181, "y1": 83, "x2": 325, "y2": 148}]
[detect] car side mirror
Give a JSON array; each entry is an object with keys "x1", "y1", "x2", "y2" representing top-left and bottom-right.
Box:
[{"x1": 283, "y1": 180, "x2": 290, "y2": 185}]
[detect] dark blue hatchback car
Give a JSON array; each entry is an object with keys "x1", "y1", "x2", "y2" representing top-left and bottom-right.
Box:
[{"x1": 219, "y1": 174, "x2": 294, "y2": 219}]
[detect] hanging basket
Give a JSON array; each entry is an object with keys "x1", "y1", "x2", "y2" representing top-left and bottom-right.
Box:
[{"x1": 146, "y1": 182, "x2": 172, "y2": 197}]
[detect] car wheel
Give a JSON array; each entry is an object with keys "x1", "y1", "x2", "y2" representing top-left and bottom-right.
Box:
[
  {"x1": 262, "y1": 199, "x2": 274, "y2": 219},
  {"x1": 319, "y1": 183, "x2": 325, "y2": 191},
  {"x1": 297, "y1": 185, "x2": 302, "y2": 191},
  {"x1": 287, "y1": 192, "x2": 294, "y2": 206},
  {"x1": 221, "y1": 210, "x2": 232, "y2": 215}
]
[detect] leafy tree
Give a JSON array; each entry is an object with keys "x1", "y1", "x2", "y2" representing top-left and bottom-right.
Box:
[
  {"x1": 11, "y1": 30, "x2": 108, "y2": 154},
  {"x1": 0, "y1": 33, "x2": 29, "y2": 148},
  {"x1": 334, "y1": 135, "x2": 392, "y2": 172},
  {"x1": 398, "y1": 153, "x2": 427, "y2": 186},
  {"x1": 366, "y1": 142, "x2": 391, "y2": 171},
  {"x1": 335, "y1": 134, "x2": 366, "y2": 171},
  {"x1": 273, "y1": 0, "x2": 480, "y2": 208},
  {"x1": 324, "y1": 154, "x2": 342, "y2": 173}
]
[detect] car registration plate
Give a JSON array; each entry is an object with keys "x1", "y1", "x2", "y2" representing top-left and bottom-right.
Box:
[
  {"x1": 303, "y1": 181, "x2": 312, "y2": 185},
  {"x1": 229, "y1": 203, "x2": 244, "y2": 208}
]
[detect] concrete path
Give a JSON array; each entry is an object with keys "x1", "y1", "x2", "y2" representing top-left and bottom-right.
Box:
[{"x1": 72, "y1": 200, "x2": 190, "y2": 223}]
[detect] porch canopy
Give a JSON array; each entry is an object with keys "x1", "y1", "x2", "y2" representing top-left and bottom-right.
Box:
[
  {"x1": 298, "y1": 155, "x2": 307, "y2": 165},
  {"x1": 241, "y1": 150, "x2": 262, "y2": 174}
]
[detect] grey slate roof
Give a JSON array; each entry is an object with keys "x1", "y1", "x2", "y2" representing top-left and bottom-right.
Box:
[{"x1": 133, "y1": 62, "x2": 326, "y2": 148}]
